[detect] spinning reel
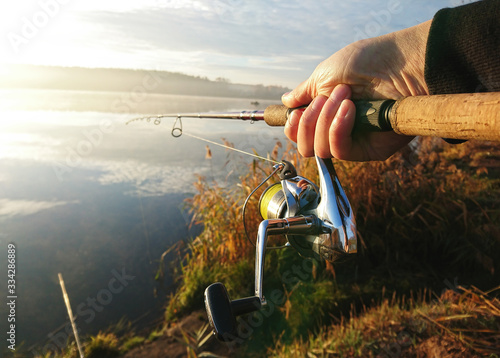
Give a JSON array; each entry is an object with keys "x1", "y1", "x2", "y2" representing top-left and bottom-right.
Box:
[{"x1": 204, "y1": 156, "x2": 357, "y2": 341}]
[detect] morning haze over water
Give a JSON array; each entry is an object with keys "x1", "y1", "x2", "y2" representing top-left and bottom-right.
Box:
[{"x1": 0, "y1": 75, "x2": 286, "y2": 349}]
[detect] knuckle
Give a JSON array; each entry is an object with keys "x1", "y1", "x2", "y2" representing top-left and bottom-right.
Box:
[
  {"x1": 299, "y1": 145, "x2": 314, "y2": 158},
  {"x1": 314, "y1": 145, "x2": 332, "y2": 159},
  {"x1": 301, "y1": 118, "x2": 316, "y2": 131}
]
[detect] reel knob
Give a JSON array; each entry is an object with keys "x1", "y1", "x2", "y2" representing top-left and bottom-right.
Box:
[{"x1": 204, "y1": 283, "x2": 261, "y2": 341}]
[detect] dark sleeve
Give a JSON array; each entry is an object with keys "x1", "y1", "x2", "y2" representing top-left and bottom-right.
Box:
[{"x1": 425, "y1": 0, "x2": 500, "y2": 95}]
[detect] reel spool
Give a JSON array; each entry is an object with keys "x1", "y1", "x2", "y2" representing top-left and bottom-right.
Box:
[
  {"x1": 258, "y1": 177, "x2": 321, "y2": 221},
  {"x1": 258, "y1": 183, "x2": 286, "y2": 220}
]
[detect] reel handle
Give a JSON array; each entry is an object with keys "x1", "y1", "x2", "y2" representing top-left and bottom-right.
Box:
[
  {"x1": 204, "y1": 283, "x2": 261, "y2": 342},
  {"x1": 263, "y1": 100, "x2": 394, "y2": 132}
]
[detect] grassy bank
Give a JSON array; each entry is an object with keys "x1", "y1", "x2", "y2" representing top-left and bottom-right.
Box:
[
  {"x1": 165, "y1": 137, "x2": 500, "y2": 356},
  {"x1": 26, "y1": 137, "x2": 500, "y2": 357}
]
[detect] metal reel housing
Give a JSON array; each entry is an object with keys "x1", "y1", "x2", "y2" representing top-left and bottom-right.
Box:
[{"x1": 258, "y1": 157, "x2": 357, "y2": 261}]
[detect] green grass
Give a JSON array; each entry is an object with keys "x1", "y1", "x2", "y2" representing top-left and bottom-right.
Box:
[
  {"x1": 146, "y1": 328, "x2": 165, "y2": 342},
  {"x1": 120, "y1": 336, "x2": 145, "y2": 353},
  {"x1": 84, "y1": 332, "x2": 120, "y2": 358}
]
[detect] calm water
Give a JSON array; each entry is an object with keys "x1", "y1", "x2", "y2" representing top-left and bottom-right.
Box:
[{"x1": 0, "y1": 89, "x2": 286, "y2": 353}]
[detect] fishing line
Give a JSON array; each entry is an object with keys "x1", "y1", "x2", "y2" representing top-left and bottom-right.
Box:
[
  {"x1": 177, "y1": 121, "x2": 288, "y2": 250},
  {"x1": 171, "y1": 116, "x2": 281, "y2": 165},
  {"x1": 129, "y1": 113, "x2": 286, "y2": 248},
  {"x1": 241, "y1": 163, "x2": 290, "y2": 249},
  {"x1": 128, "y1": 114, "x2": 280, "y2": 164},
  {"x1": 182, "y1": 132, "x2": 281, "y2": 164},
  {"x1": 170, "y1": 115, "x2": 288, "y2": 248}
]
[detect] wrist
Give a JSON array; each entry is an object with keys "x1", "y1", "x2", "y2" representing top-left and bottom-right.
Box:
[{"x1": 387, "y1": 20, "x2": 431, "y2": 96}]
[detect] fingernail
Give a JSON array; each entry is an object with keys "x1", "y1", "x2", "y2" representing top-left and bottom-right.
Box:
[
  {"x1": 282, "y1": 91, "x2": 292, "y2": 100},
  {"x1": 309, "y1": 95, "x2": 327, "y2": 112},
  {"x1": 337, "y1": 99, "x2": 352, "y2": 119}
]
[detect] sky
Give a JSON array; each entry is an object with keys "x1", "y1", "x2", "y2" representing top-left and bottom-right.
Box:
[{"x1": 1, "y1": 0, "x2": 473, "y2": 88}]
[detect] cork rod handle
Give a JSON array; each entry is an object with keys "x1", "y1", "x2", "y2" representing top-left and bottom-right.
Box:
[{"x1": 390, "y1": 92, "x2": 500, "y2": 141}]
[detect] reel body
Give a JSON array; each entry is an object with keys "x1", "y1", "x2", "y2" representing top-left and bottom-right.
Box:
[
  {"x1": 204, "y1": 156, "x2": 356, "y2": 341},
  {"x1": 259, "y1": 157, "x2": 356, "y2": 261}
]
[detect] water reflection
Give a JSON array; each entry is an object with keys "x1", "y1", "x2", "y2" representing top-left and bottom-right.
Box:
[{"x1": 0, "y1": 91, "x2": 285, "y2": 350}]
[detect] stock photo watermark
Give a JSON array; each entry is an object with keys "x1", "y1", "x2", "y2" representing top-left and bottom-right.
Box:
[
  {"x1": 29, "y1": 267, "x2": 135, "y2": 357},
  {"x1": 51, "y1": 118, "x2": 115, "y2": 181},
  {"x1": 111, "y1": 71, "x2": 163, "y2": 114},
  {"x1": 353, "y1": 0, "x2": 403, "y2": 42},
  {"x1": 7, "y1": 0, "x2": 71, "y2": 54},
  {"x1": 220, "y1": 258, "x2": 314, "y2": 347},
  {"x1": 50, "y1": 70, "x2": 163, "y2": 182},
  {"x1": 6, "y1": 243, "x2": 17, "y2": 352}
]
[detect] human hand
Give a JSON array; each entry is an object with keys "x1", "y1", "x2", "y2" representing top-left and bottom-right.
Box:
[{"x1": 283, "y1": 21, "x2": 432, "y2": 161}]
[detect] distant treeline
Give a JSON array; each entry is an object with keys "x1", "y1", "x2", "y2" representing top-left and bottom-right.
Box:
[{"x1": 1, "y1": 64, "x2": 290, "y2": 100}]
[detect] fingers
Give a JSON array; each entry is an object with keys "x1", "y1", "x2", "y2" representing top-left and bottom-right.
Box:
[
  {"x1": 284, "y1": 84, "x2": 353, "y2": 158},
  {"x1": 328, "y1": 99, "x2": 358, "y2": 160},
  {"x1": 283, "y1": 107, "x2": 302, "y2": 143},
  {"x1": 284, "y1": 95, "x2": 327, "y2": 157},
  {"x1": 314, "y1": 84, "x2": 351, "y2": 158},
  {"x1": 328, "y1": 102, "x2": 414, "y2": 161},
  {"x1": 296, "y1": 96, "x2": 328, "y2": 157}
]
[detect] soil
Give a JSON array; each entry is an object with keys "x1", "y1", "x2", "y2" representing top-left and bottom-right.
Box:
[
  {"x1": 120, "y1": 311, "x2": 235, "y2": 358},
  {"x1": 120, "y1": 310, "x2": 485, "y2": 358},
  {"x1": 400, "y1": 336, "x2": 481, "y2": 358}
]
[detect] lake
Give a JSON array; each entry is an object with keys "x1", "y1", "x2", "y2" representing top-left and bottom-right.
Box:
[{"x1": 0, "y1": 89, "x2": 286, "y2": 353}]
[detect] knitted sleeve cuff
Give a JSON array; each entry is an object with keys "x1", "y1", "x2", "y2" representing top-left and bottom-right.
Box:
[{"x1": 425, "y1": 0, "x2": 500, "y2": 95}]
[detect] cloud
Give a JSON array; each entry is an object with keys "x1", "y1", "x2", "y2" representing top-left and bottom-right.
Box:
[
  {"x1": 74, "y1": 0, "x2": 448, "y2": 56},
  {"x1": 66, "y1": 0, "x2": 451, "y2": 86},
  {"x1": 74, "y1": 1, "x2": 340, "y2": 57},
  {"x1": 0, "y1": 198, "x2": 79, "y2": 218},
  {"x1": 1, "y1": 0, "x2": 455, "y2": 86}
]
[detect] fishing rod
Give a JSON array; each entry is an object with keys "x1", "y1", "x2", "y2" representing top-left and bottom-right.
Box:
[
  {"x1": 139, "y1": 92, "x2": 500, "y2": 342},
  {"x1": 140, "y1": 92, "x2": 500, "y2": 141}
]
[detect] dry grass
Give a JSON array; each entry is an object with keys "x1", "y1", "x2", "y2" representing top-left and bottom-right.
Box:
[{"x1": 269, "y1": 285, "x2": 500, "y2": 357}]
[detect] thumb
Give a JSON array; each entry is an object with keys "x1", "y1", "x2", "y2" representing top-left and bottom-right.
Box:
[{"x1": 281, "y1": 79, "x2": 315, "y2": 108}]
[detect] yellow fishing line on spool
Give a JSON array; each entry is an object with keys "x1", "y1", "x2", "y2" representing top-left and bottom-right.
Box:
[{"x1": 259, "y1": 183, "x2": 284, "y2": 220}]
